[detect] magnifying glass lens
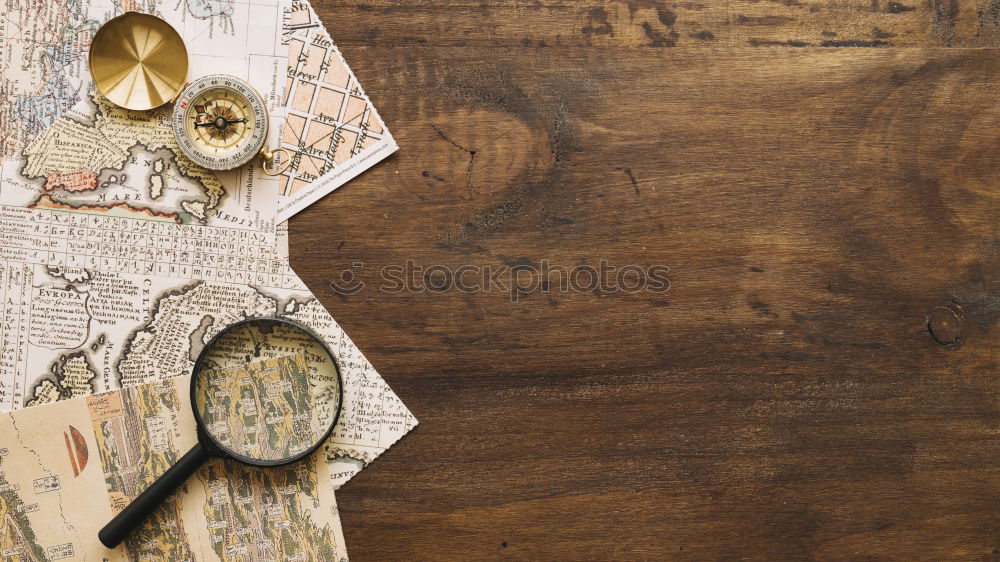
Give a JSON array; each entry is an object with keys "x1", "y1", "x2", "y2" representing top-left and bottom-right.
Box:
[{"x1": 193, "y1": 319, "x2": 341, "y2": 463}]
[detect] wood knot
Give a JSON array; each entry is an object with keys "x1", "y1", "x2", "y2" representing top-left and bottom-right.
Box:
[{"x1": 927, "y1": 306, "x2": 964, "y2": 348}]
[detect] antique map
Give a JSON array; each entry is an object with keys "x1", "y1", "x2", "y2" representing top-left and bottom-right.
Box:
[
  {"x1": 276, "y1": 0, "x2": 397, "y2": 221},
  {"x1": 0, "y1": 250, "x2": 415, "y2": 486},
  {"x1": 0, "y1": 0, "x2": 288, "y2": 234},
  {"x1": 0, "y1": 0, "x2": 411, "y2": 557},
  {"x1": 0, "y1": 244, "x2": 415, "y2": 558},
  {"x1": 0, "y1": 375, "x2": 350, "y2": 561},
  {"x1": 21, "y1": 90, "x2": 254, "y2": 227}
]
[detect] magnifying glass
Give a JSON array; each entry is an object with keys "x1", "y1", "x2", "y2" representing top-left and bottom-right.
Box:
[{"x1": 98, "y1": 317, "x2": 342, "y2": 549}]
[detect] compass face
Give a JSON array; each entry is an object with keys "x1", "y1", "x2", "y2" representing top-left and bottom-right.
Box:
[{"x1": 172, "y1": 75, "x2": 269, "y2": 171}]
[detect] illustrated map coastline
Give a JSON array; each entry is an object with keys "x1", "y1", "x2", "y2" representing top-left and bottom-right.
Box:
[{"x1": 0, "y1": 0, "x2": 289, "y2": 234}]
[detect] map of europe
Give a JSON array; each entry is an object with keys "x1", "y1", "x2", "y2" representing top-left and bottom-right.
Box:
[
  {"x1": 1, "y1": 0, "x2": 278, "y2": 233},
  {"x1": 22, "y1": 91, "x2": 226, "y2": 223},
  {"x1": 0, "y1": 0, "x2": 237, "y2": 163}
]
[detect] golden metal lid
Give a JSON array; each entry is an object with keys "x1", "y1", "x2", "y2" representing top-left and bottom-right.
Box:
[{"x1": 88, "y1": 13, "x2": 188, "y2": 111}]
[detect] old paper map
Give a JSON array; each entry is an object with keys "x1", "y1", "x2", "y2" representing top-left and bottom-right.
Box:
[
  {"x1": 0, "y1": 0, "x2": 412, "y2": 557},
  {"x1": 19, "y1": 89, "x2": 279, "y2": 231},
  {"x1": 0, "y1": 375, "x2": 350, "y2": 561},
  {"x1": 0, "y1": 244, "x2": 415, "y2": 486},
  {"x1": 275, "y1": 0, "x2": 397, "y2": 221},
  {"x1": 0, "y1": 0, "x2": 288, "y2": 234}
]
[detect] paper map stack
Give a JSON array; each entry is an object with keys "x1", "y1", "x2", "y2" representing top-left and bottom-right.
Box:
[{"x1": 0, "y1": 0, "x2": 411, "y2": 559}]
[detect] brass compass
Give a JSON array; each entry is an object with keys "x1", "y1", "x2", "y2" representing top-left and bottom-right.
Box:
[
  {"x1": 172, "y1": 75, "x2": 273, "y2": 171},
  {"x1": 88, "y1": 12, "x2": 290, "y2": 174}
]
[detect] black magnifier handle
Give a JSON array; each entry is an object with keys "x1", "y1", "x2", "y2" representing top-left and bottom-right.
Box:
[{"x1": 98, "y1": 442, "x2": 210, "y2": 548}]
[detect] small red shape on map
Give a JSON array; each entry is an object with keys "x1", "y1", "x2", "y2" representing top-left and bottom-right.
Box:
[{"x1": 45, "y1": 171, "x2": 97, "y2": 192}]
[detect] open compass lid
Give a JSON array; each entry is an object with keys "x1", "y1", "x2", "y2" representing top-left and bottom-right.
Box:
[{"x1": 88, "y1": 12, "x2": 189, "y2": 111}]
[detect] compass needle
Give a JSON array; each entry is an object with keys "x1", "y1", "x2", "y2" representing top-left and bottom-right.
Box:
[
  {"x1": 169, "y1": 76, "x2": 269, "y2": 169},
  {"x1": 93, "y1": 15, "x2": 279, "y2": 170}
]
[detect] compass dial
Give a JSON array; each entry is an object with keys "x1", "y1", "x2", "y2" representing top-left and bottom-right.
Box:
[{"x1": 172, "y1": 75, "x2": 269, "y2": 171}]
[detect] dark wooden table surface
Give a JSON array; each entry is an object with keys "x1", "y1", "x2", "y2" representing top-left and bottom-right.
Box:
[{"x1": 292, "y1": 1, "x2": 999, "y2": 559}]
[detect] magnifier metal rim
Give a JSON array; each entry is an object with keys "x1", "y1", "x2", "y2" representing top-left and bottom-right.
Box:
[{"x1": 189, "y1": 316, "x2": 344, "y2": 467}]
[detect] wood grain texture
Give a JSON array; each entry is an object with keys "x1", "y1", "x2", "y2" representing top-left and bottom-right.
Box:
[
  {"x1": 290, "y1": 8, "x2": 1000, "y2": 559},
  {"x1": 318, "y1": 0, "x2": 1000, "y2": 48}
]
